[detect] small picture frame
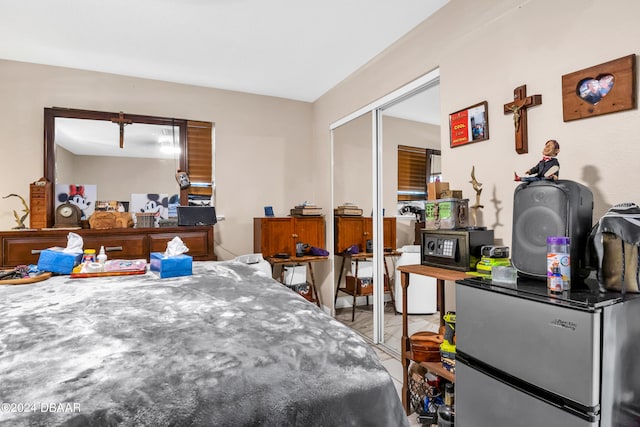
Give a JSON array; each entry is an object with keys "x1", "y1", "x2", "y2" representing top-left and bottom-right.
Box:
[
  {"x1": 450, "y1": 101, "x2": 489, "y2": 148},
  {"x1": 264, "y1": 206, "x2": 274, "y2": 217},
  {"x1": 130, "y1": 193, "x2": 170, "y2": 225},
  {"x1": 562, "y1": 54, "x2": 636, "y2": 122},
  {"x1": 55, "y1": 184, "x2": 97, "y2": 220}
]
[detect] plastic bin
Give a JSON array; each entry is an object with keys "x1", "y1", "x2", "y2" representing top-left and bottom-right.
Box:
[{"x1": 424, "y1": 198, "x2": 469, "y2": 230}]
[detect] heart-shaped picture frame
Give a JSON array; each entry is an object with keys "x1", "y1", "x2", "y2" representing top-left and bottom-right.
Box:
[
  {"x1": 562, "y1": 54, "x2": 635, "y2": 122},
  {"x1": 576, "y1": 74, "x2": 614, "y2": 105}
]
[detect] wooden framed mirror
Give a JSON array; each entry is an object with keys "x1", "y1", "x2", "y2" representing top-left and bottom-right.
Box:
[{"x1": 44, "y1": 107, "x2": 189, "y2": 227}]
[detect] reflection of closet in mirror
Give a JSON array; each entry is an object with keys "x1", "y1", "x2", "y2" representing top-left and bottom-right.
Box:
[{"x1": 331, "y1": 69, "x2": 440, "y2": 351}]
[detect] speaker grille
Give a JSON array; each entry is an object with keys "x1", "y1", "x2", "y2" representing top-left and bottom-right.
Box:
[{"x1": 513, "y1": 185, "x2": 568, "y2": 277}]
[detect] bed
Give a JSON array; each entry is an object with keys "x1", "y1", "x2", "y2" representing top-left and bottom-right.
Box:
[{"x1": 0, "y1": 261, "x2": 408, "y2": 426}]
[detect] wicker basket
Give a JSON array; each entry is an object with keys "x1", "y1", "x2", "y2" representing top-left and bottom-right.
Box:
[
  {"x1": 345, "y1": 274, "x2": 389, "y2": 296},
  {"x1": 135, "y1": 212, "x2": 156, "y2": 228}
]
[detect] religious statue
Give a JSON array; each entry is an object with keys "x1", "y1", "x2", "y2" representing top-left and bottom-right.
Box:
[
  {"x1": 507, "y1": 102, "x2": 526, "y2": 130},
  {"x1": 3, "y1": 193, "x2": 30, "y2": 229},
  {"x1": 514, "y1": 140, "x2": 560, "y2": 182},
  {"x1": 469, "y1": 166, "x2": 484, "y2": 228},
  {"x1": 111, "y1": 111, "x2": 133, "y2": 149},
  {"x1": 503, "y1": 85, "x2": 542, "y2": 154}
]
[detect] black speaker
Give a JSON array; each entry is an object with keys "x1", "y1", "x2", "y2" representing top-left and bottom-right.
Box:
[{"x1": 512, "y1": 180, "x2": 593, "y2": 282}]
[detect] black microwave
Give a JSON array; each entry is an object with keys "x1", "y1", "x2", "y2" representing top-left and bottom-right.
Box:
[{"x1": 421, "y1": 229, "x2": 494, "y2": 271}]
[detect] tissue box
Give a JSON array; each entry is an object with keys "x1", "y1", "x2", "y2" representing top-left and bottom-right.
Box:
[
  {"x1": 150, "y1": 252, "x2": 193, "y2": 278},
  {"x1": 37, "y1": 248, "x2": 83, "y2": 274}
]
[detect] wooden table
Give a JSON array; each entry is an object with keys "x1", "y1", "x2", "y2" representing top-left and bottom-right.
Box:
[
  {"x1": 334, "y1": 250, "x2": 401, "y2": 304},
  {"x1": 267, "y1": 255, "x2": 328, "y2": 307},
  {"x1": 398, "y1": 264, "x2": 470, "y2": 414}
]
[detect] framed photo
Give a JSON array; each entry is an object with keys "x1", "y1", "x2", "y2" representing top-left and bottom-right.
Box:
[
  {"x1": 130, "y1": 193, "x2": 170, "y2": 226},
  {"x1": 450, "y1": 101, "x2": 489, "y2": 148},
  {"x1": 562, "y1": 54, "x2": 636, "y2": 122},
  {"x1": 55, "y1": 184, "x2": 97, "y2": 220}
]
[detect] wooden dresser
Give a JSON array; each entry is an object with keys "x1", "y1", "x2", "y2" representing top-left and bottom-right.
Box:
[
  {"x1": 253, "y1": 216, "x2": 325, "y2": 258},
  {"x1": 0, "y1": 226, "x2": 215, "y2": 268},
  {"x1": 334, "y1": 216, "x2": 396, "y2": 254}
]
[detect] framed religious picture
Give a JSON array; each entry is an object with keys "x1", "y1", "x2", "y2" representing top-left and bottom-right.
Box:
[
  {"x1": 449, "y1": 101, "x2": 489, "y2": 148},
  {"x1": 562, "y1": 54, "x2": 636, "y2": 122}
]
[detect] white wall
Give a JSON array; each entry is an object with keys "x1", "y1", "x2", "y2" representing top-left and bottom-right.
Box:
[{"x1": 311, "y1": 0, "x2": 640, "y2": 308}]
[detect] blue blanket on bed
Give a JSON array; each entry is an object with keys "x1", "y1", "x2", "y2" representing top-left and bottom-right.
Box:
[{"x1": 0, "y1": 261, "x2": 408, "y2": 426}]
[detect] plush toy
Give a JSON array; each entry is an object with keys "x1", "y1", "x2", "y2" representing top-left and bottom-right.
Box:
[{"x1": 514, "y1": 140, "x2": 560, "y2": 182}]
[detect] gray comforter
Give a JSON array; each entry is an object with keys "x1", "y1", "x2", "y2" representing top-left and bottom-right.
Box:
[{"x1": 0, "y1": 261, "x2": 408, "y2": 426}]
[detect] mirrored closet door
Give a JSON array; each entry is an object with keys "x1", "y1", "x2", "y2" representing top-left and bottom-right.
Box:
[
  {"x1": 331, "y1": 69, "x2": 441, "y2": 352},
  {"x1": 379, "y1": 83, "x2": 442, "y2": 353},
  {"x1": 332, "y1": 112, "x2": 377, "y2": 341}
]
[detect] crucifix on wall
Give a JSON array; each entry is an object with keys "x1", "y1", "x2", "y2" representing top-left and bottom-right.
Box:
[
  {"x1": 110, "y1": 111, "x2": 133, "y2": 149},
  {"x1": 503, "y1": 85, "x2": 542, "y2": 154}
]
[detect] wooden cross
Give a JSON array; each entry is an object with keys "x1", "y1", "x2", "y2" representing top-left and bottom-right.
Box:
[
  {"x1": 110, "y1": 111, "x2": 133, "y2": 149},
  {"x1": 503, "y1": 85, "x2": 542, "y2": 154}
]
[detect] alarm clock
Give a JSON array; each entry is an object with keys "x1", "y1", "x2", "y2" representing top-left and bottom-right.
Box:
[{"x1": 54, "y1": 202, "x2": 82, "y2": 228}]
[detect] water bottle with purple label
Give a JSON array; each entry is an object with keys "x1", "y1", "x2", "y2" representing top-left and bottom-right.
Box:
[{"x1": 547, "y1": 236, "x2": 570, "y2": 291}]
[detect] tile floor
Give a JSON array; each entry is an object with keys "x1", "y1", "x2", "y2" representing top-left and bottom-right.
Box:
[
  {"x1": 334, "y1": 303, "x2": 440, "y2": 356},
  {"x1": 371, "y1": 343, "x2": 423, "y2": 426},
  {"x1": 335, "y1": 303, "x2": 443, "y2": 426}
]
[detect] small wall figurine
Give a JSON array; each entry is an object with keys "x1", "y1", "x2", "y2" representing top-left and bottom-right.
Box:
[
  {"x1": 469, "y1": 166, "x2": 484, "y2": 228},
  {"x1": 514, "y1": 139, "x2": 560, "y2": 182}
]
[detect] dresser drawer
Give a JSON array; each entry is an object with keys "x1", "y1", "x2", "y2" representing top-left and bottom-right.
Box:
[
  {"x1": 2, "y1": 235, "x2": 68, "y2": 266},
  {"x1": 82, "y1": 235, "x2": 147, "y2": 259},
  {"x1": 148, "y1": 230, "x2": 212, "y2": 259},
  {"x1": 0, "y1": 226, "x2": 216, "y2": 267},
  {"x1": 30, "y1": 203, "x2": 47, "y2": 215}
]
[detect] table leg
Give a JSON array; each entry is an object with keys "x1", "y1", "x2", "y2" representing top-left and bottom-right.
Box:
[
  {"x1": 401, "y1": 271, "x2": 411, "y2": 415},
  {"x1": 307, "y1": 262, "x2": 321, "y2": 307},
  {"x1": 334, "y1": 255, "x2": 347, "y2": 304},
  {"x1": 278, "y1": 265, "x2": 284, "y2": 283},
  {"x1": 383, "y1": 255, "x2": 395, "y2": 308},
  {"x1": 437, "y1": 279, "x2": 445, "y2": 329}
]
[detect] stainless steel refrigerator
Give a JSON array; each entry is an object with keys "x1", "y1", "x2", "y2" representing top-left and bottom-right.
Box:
[{"x1": 455, "y1": 276, "x2": 640, "y2": 426}]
